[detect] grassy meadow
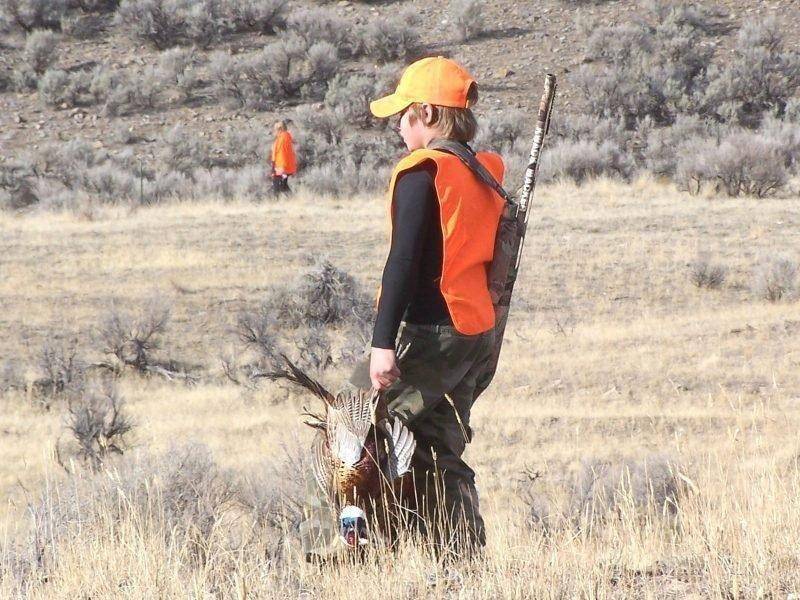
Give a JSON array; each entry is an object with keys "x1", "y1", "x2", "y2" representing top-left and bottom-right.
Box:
[{"x1": 1, "y1": 179, "x2": 799, "y2": 598}]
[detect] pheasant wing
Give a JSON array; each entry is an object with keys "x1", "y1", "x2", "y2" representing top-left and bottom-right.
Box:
[
  {"x1": 327, "y1": 390, "x2": 377, "y2": 466},
  {"x1": 383, "y1": 417, "x2": 416, "y2": 481}
]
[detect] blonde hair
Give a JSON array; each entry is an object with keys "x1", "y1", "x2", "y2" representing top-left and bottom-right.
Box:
[
  {"x1": 407, "y1": 83, "x2": 479, "y2": 143},
  {"x1": 273, "y1": 120, "x2": 287, "y2": 132}
]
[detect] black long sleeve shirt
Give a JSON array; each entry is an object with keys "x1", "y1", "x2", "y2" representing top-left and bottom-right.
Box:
[{"x1": 371, "y1": 163, "x2": 453, "y2": 349}]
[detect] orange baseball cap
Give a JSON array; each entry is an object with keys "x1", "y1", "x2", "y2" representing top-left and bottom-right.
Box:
[{"x1": 370, "y1": 56, "x2": 476, "y2": 118}]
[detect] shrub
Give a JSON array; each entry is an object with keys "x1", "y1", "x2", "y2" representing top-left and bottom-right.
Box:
[
  {"x1": 225, "y1": 0, "x2": 286, "y2": 34},
  {"x1": 28, "y1": 444, "x2": 246, "y2": 573},
  {"x1": 673, "y1": 135, "x2": 716, "y2": 195},
  {"x1": 35, "y1": 336, "x2": 85, "y2": 405},
  {"x1": 704, "y1": 18, "x2": 800, "y2": 127},
  {"x1": 450, "y1": 0, "x2": 482, "y2": 42},
  {"x1": 65, "y1": 382, "x2": 133, "y2": 471},
  {"x1": 361, "y1": 10, "x2": 420, "y2": 62},
  {"x1": 219, "y1": 126, "x2": 265, "y2": 168},
  {"x1": 98, "y1": 297, "x2": 172, "y2": 374},
  {"x1": 143, "y1": 169, "x2": 190, "y2": 204},
  {"x1": 643, "y1": 114, "x2": 718, "y2": 177},
  {"x1": 80, "y1": 163, "x2": 139, "y2": 203},
  {"x1": 115, "y1": 0, "x2": 186, "y2": 49},
  {"x1": 570, "y1": 454, "x2": 685, "y2": 524},
  {"x1": 539, "y1": 139, "x2": 632, "y2": 184},
  {"x1": 23, "y1": 28, "x2": 59, "y2": 74},
  {"x1": 59, "y1": 12, "x2": 106, "y2": 38},
  {"x1": 101, "y1": 67, "x2": 162, "y2": 116},
  {"x1": 160, "y1": 124, "x2": 213, "y2": 175},
  {"x1": 712, "y1": 132, "x2": 787, "y2": 198},
  {"x1": 0, "y1": 164, "x2": 39, "y2": 210},
  {"x1": 474, "y1": 109, "x2": 528, "y2": 154},
  {"x1": 185, "y1": 0, "x2": 226, "y2": 48},
  {"x1": 754, "y1": 256, "x2": 797, "y2": 302},
  {"x1": 157, "y1": 46, "x2": 199, "y2": 102},
  {"x1": 689, "y1": 255, "x2": 726, "y2": 289},
  {"x1": 30, "y1": 139, "x2": 99, "y2": 188},
  {"x1": 285, "y1": 6, "x2": 349, "y2": 55},
  {"x1": 37, "y1": 67, "x2": 72, "y2": 105},
  {"x1": 323, "y1": 73, "x2": 377, "y2": 129},
  {"x1": 1, "y1": 0, "x2": 67, "y2": 32},
  {"x1": 573, "y1": 3, "x2": 725, "y2": 127},
  {"x1": 208, "y1": 50, "x2": 247, "y2": 108}
]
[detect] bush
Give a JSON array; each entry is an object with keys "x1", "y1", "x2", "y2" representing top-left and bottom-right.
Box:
[
  {"x1": 643, "y1": 114, "x2": 718, "y2": 177},
  {"x1": 65, "y1": 382, "x2": 133, "y2": 471},
  {"x1": 689, "y1": 255, "x2": 726, "y2": 289},
  {"x1": 572, "y1": 3, "x2": 725, "y2": 127},
  {"x1": 450, "y1": 0, "x2": 482, "y2": 42},
  {"x1": 80, "y1": 163, "x2": 139, "y2": 203},
  {"x1": 98, "y1": 297, "x2": 172, "y2": 373},
  {"x1": 37, "y1": 68, "x2": 72, "y2": 105},
  {"x1": 102, "y1": 66, "x2": 162, "y2": 115},
  {"x1": 208, "y1": 50, "x2": 247, "y2": 108},
  {"x1": 219, "y1": 126, "x2": 265, "y2": 168},
  {"x1": 161, "y1": 124, "x2": 213, "y2": 175},
  {"x1": 285, "y1": 6, "x2": 349, "y2": 55},
  {"x1": 115, "y1": 0, "x2": 187, "y2": 49},
  {"x1": 323, "y1": 73, "x2": 381, "y2": 129},
  {"x1": 0, "y1": 164, "x2": 39, "y2": 210},
  {"x1": 23, "y1": 29, "x2": 59, "y2": 74},
  {"x1": 704, "y1": 18, "x2": 800, "y2": 127},
  {"x1": 360, "y1": 10, "x2": 420, "y2": 62},
  {"x1": 712, "y1": 132, "x2": 787, "y2": 197},
  {"x1": 674, "y1": 131, "x2": 788, "y2": 197},
  {"x1": 1, "y1": 0, "x2": 67, "y2": 31},
  {"x1": 474, "y1": 109, "x2": 528, "y2": 154},
  {"x1": 35, "y1": 336, "x2": 85, "y2": 404},
  {"x1": 540, "y1": 139, "x2": 632, "y2": 184},
  {"x1": 571, "y1": 454, "x2": 685, "y2": 524},
  {"x1": 754, "y1": 256, "x2": 797, "y2": 302},
  {"x1": 157, "y1": 46, "x2": 199, "y2": 102},
  {"x1": 59, "y1": 12, "x2": 106, "y2": 38},
  {"x1": 225, "y1": 0, "x2": 286, "y2": 34}
]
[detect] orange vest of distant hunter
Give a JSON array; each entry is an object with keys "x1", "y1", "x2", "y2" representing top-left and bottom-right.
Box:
[
  {"x1": 386, "y1": 148, "x2": 505, "y2": 336},
  {"x1": 271, "y1": 130, "x2": 297, "y2": 175}
]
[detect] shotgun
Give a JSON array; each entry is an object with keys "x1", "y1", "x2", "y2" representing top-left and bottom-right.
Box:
[{"x1": 476, "y1": 73, "x2": 557, "y2": 397}]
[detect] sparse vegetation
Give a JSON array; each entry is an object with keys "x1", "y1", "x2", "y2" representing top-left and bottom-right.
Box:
[
  {"x1": 63, "y1": 381, "x2": 133, "y2": 471},
  {"x1": 689, "y1": 255, "x2": 726, "y2": 289},
  {"x1": 450, "y1": 0, "x2": 483, "y2": 42},
  {"x1": 754, "y1": 256, "x2": 797, "y2": 302},
  {"x1": 23, "y1": 29, "x2": 59, "y2": 74}
]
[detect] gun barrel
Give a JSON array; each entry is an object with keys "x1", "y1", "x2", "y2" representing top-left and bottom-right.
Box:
[{"x1": 518, "y1": 74, "x2": 557, "y2": 214}]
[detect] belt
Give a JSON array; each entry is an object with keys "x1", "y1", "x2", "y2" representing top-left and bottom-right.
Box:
[{"x1": 401, "y1": 321, "x2": 459, "y2": 335}]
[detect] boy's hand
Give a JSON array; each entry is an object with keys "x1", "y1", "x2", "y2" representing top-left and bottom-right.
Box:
[
  {"x1": 370, "y1": 347, "x2": 401, "y2": 391},
  {"x1": 274, "y1": 167, "x2": 285, "y2": 176}
]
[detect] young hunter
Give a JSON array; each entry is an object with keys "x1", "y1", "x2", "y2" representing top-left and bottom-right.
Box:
[
  {"x1": 300, "y1": 57, "x2": 506, "y2": 560},
  {"x1": 271, "y1": 120, "x2": 296, "y2": 195}
]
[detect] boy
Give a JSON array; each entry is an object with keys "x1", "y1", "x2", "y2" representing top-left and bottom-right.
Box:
[
  {"x1": 301, "y1": 56, "x2": 505, "y2": 560},
  {"x1": 270, "y1": 120, "x2": 296, "y2": 195}
]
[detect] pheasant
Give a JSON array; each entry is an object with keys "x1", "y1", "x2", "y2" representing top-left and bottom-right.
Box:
[{"x1": 269, "y1": 357, "x2": 416, "y2": 547}]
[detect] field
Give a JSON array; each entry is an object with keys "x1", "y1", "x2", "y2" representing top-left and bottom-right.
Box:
[{"x1": 1, "y1": 179, "x2": 800, "y2": 598}]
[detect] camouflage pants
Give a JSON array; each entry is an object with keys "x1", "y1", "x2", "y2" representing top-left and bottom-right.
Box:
[{"x1": 300, "y1": 322, "x2": 495, "y2": 560}]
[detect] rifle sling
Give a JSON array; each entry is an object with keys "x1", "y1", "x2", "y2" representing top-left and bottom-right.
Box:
[{"x1": 426, "y1": 139, "x2": 515, "y2": 205}]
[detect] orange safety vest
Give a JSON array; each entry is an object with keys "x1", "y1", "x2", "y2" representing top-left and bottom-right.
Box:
[
  {"x1": 271, "y1": 130, "x2": 297, "y2": 175},
  {"x1": 385, "y1": 148, "x2": 505, "y2": 336}
]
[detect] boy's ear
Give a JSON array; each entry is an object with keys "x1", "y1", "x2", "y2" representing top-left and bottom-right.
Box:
[{"x1": 422, "y1": 103, "x2": 435, "y2": 126}]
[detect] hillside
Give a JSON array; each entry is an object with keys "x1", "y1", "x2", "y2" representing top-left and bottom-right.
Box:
[{"x1": 2, "y1": 0, "x2": 800, "y2": 207}]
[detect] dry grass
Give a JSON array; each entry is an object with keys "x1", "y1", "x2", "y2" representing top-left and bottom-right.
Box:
[{"x1": 1, "y1": 178, "x2": 800, "y2": 597}]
